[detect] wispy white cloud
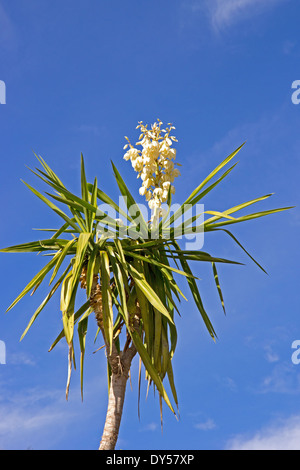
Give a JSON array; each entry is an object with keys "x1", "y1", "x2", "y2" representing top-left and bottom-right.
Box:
[
  {"x1": 211, "y1": 0, "x2": 285, "y2": 31},
  {"x1": 0, "y1": 2, "x2": 17, "y2": 50},
  {"x1": 139, "y1": 422, "x2": 158, "y2": 432},
  {"x1": 8, "y1": 352, "x2": 36, "y2": 366},
  {"x1": 186, "y1": 0, "x2": 287, "y2": 33},
  {"x1": 194, "y1": 418, "x2": 217, "y2": 431},
  {"x1": 0, "y1": 375, "x2": 107, "y2": 449},
  {"x1": 0, "y1": 387, "x2": 76, "y2": 449},
  {"x1": 226, "y1": 414, "x2": 300, "y2": 450},
  {"x1": 259, "y1": 362, "x2": 300, "y2": 395},
  {"x1": 264, "y1": 344, "x2": 280, "y2": 364}
]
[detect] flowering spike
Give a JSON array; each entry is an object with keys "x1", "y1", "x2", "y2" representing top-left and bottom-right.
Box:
[{"x1": 123, "y1": 120, "x2": 181, "y2": 219}]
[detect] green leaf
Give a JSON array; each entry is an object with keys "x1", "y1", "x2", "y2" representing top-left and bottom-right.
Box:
[
  {"x1": 212, "y1": 262, "x2": 226, "y2": 314},
  {"x1": 20, "y1": 263, "x2": 72, "y2": 341},
  {"x1": 185, "y1": 143, "x2": 245, "y2": 204},
  {"x1": 60, "y1": 233, "x2": 90, "y2": 346},
  {"x1": 129, "y1": 329, "x2": 176, "y2": 415},
  {"x1": 6, "y1": 250, "x2": 62, "y2": 312},
  {"x1": 0, "y1": 239, "x2": 73, "y2": 253},
  {"x1": 100, "y1": 250, "x2": 114, "y2": 353},
  {"x1": 49, "y1": 239, "x2": 77, "y2": 285},
  {"x1": 172, "y1": 241, "x2": 217, "y2": 340},
  {"x1": 123, "y1": 249, "x2": 197, "y2": 278},
  {"x1": 107, "y1": 246, "x2": 129, "y2": 323},
  {"x1": 164, "y1": 145, "x2": 244, "y2": 228},
  {"x1": 163, "y1": 249, "x2": 243, "y2": 266},
  {"x1": 85, "y1": 244, "x2": 100, "y2": 298},
  {"x1": 87, "y1": 184, "x2": 132, "y2": 224},
  {"x1": 34, "y1": 153, "x2": 65, "y2": 188},
  {"x1": 131, "y1": 258, "x2": 152, "y2": 354},
  {"x1": 89, "y1": 176, "x2": 98, "y2": 231},
  {"x1": 21, "y1": 180, "x2": 80, "y2": 233},
  {"x1": 111, "y1": 161, "x2": 148, "y2": 238},
  {"x1": 78, "y1": 316, "x2": 88, "y2": 400},
  {"x1": 49, "y1": 300, "x2": 91, "y2": 351},
  {"x1": 128, "y1": 264, "x2": 174, "y2": 325},
  {"x1": 65, "y1": 232, "x2": 91, "y2": 308},
  {"x1": 217, "y1": 228, "x2": 268, "y2": 274},
  {"x1": 60, "y1": 271, "x2": 75, "y2": 345},
  {"x1": 81, "y1": 153, "x2": 90, "y2": 230}
]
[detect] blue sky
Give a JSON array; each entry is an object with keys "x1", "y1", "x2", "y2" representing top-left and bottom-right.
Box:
[{"x1": 0, "y1": 0, "x2": 300, "y2": 450}]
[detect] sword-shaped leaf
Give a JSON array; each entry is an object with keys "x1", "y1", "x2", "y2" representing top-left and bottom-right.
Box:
[
  {"x1": 48, "y1": 300, "x2": 91, "y2": 351},
  {"x1": 0, "y1": 239, "x2": 72, "y2": 253},
  {"x1": 217, "y1": 228, "x2": 268, "y2": 274},
  {"x1": 6, "y1": 250, "x2": 62, "y2": 312},
  {"x1": 129, "y1": 329, "x2": 176, "y2": 415},
  {"x1": 21, "y1": 180, "x2": 81, "y2": 233},
  {"x1": 172, "y1": 241, "x2": 217, "y2": 340},
  {"x1": 111, "y1": 161, "x2": 148, "y2": 238},
  {"x1": 78, "y1": 316, "x2": 88, "y2": 400},
  {"x1": 164, "y1": 144, "x2": 244, "y2": 228},
  {"x1": 20, "y1": 263, "x2": 72, "y2": 341},
  {"x1": 49, "y1": 239, "x2": 77, "y2": 285},
  {"x1": 212, "y1": 262, "x2": 226, "y2": 315},
  {"x1": 128, "y1": 264, "x2": 174, "y2": 325},
  {"x1": 100, "y1": 251, "x2": 114, "y2": 354}
]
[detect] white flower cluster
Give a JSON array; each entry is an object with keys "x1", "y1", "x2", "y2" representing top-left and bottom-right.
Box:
[{"x1": 123, "y1": 119, "x2": 181, "y2": 216}]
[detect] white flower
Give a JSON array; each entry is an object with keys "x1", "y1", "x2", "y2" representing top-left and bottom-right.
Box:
[
  {"x1": 153, "y1": 187, "x2": 163, "y2": 198},
  {"x1": 139, "y1": 186, "x2": 146, "y2": 196},
  {"x1": 161, "y1": 190, "x2": 169, "y2": 202},
  {"x1": 168, "y1": 148, "x2": 176, "y2": 159},
  {"x1": 148, "y1": 198, "x2": 161, "y2": 210},
  {"x1": 131, "y1": 156, "x2": 143, "y2": 171},
  {"x1": 172, "y1": 168, "x2": 181, "y2": 178},
  {"x1": 165, "y1": 171, "x2": 175, "y2": 183},
  {"x1": 123, "y1": 120, "x2": 180, "y2": 220},
  {"x1": 162, "y1": 181, "x2": 171, "y2": 190},
  {"x1": 148, "y1": 199, "x2": 156, "y2": 210},
  {"x1": 164, "y1": 160, "x2": 174, "y2": 172},
  {"x1": 160, "y1": 142, "x2": 170, "y2": 158},
  {"x1": 143, "y1": 178, "x2": 154, "y2": 189},
  {"x1": 123, "y1": 147, "x2": 140, "y2": 161}
]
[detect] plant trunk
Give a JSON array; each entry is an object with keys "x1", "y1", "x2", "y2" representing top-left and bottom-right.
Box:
[
  {"x1": 89, "y1": 276, "x2": 139, "y2": 450},
  {"x1": 99, "y1": 370, "x2": 129, "y2": 450}
]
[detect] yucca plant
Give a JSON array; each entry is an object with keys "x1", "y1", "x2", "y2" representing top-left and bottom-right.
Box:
[{"x1": 0, "y1": 120, "x2": 292, "y2": 450}]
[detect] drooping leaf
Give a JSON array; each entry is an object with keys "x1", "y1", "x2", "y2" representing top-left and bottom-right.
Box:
[
  {"x1": 128, "y1": 264, "x2": 174, "y2": 325},
  {"x1": 212, "y1": 262, "x2": 226, "y2": 314},
  {"x1": 20, "y1": 263, "x2": 72, "y2": 341},
  {"x1": 99, "y1": 250, "x2": 114, "y2": 353},
  {"x1": 78, "y1": 316, "x2": 88, "y2": 400},
  {"x1": 6, "y1": 250, "x2": 62, "y2": 312},
  {"x1": 129, "y1": 329, "x2": 176, "y2": 415}
]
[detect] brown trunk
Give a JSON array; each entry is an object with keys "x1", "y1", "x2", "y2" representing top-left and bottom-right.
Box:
[
  {"x1": 89, "y1": 275, "x2": 139, "y2": 450},
  {"x1": 99, "y1": 343, "x2": 137, "y2": 450},
  {"x1": 99, "y1": 371, "x2": 128, "y2": 450}
]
